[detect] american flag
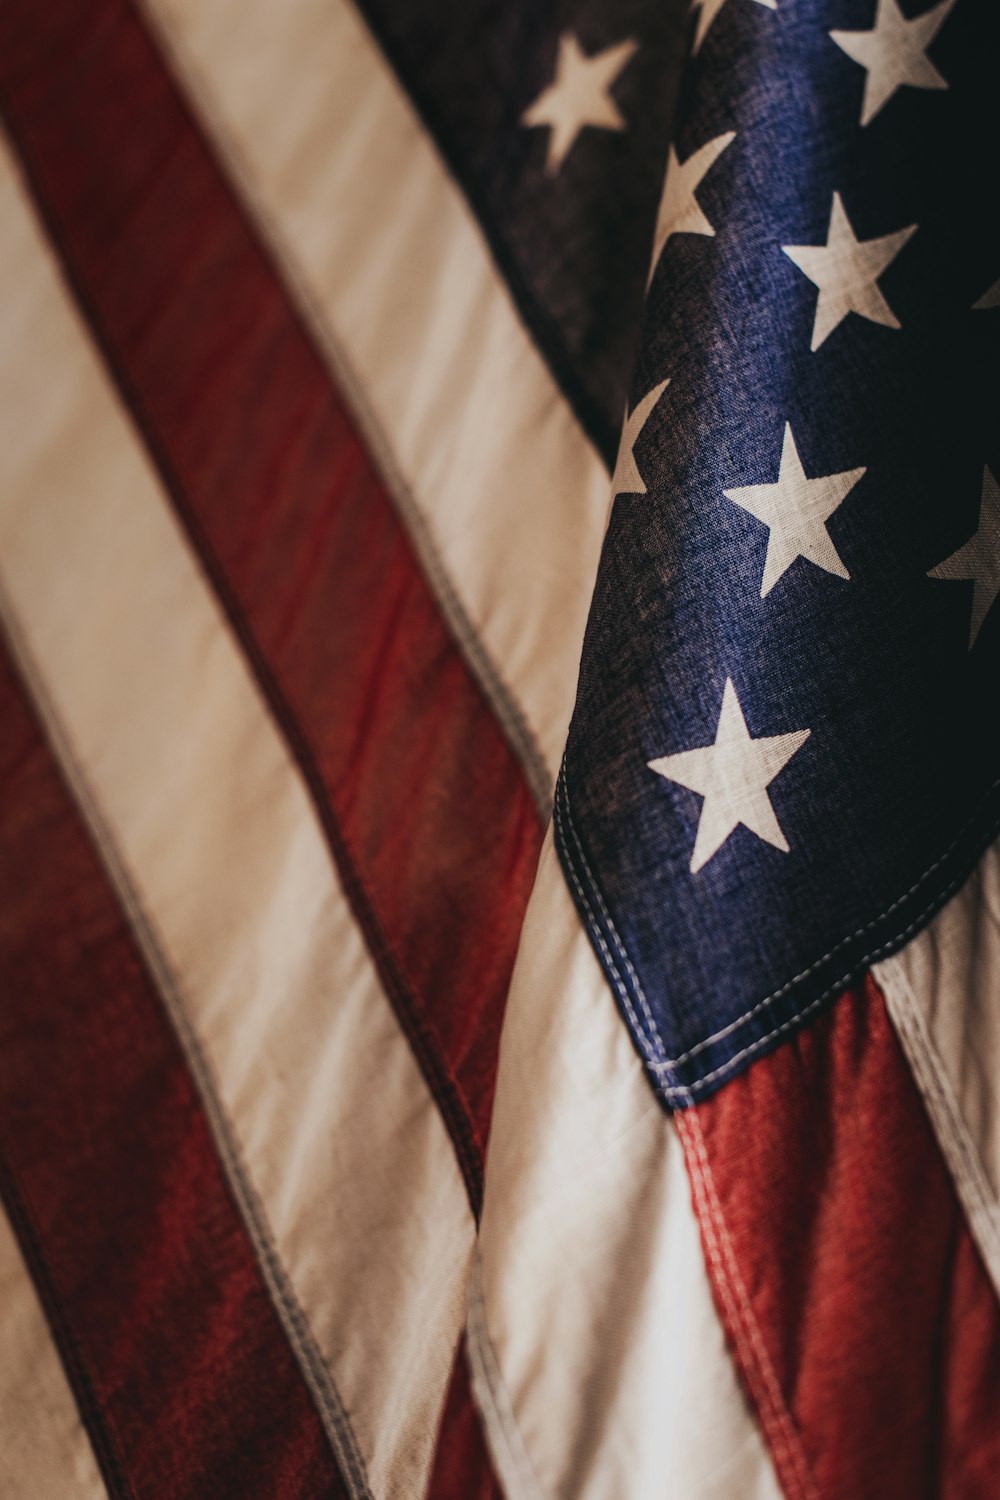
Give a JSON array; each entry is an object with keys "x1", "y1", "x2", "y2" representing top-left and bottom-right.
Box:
[{"x1": 0, "y1": 0, "x2": 997, "y2": 1496}]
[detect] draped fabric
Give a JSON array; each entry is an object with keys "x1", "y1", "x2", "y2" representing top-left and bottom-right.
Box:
[{"x1": 0, "y1": 3, "x2": 997, "y2": 1496}]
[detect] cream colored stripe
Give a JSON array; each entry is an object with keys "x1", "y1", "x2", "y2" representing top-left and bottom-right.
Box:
[
  {"x1": 471, "y1": 827, "x2": 782, "y2": 1500},
  {"x1": 875, "y1": 840, "x2": 1000, "y2": 1297},
  {"x1": 138, "y1": 0, "x2": 611, "y2": 800},
  {"x1": 0, "y1": 136, "x2": 471, "y2": 1500},
  {"x1": 0, "y1": 1209, "x2": 106, "y2": 1500}
]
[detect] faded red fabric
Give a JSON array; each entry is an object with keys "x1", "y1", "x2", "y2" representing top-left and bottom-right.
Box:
[
  {"x1": 0, "y1": 641, "x2": 348, "y2": 1499},
  {"x1": 426, "y1": 1338, "x2": 504, "y2": 1500},
  {"x1": 680, "y1": 978, "x2": 1000, "y2": 1500},
  {"x1": 0, "y1": 0, "x2": 543, "y2": 1219}
]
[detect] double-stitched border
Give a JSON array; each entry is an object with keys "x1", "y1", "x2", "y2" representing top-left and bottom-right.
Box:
[{"x1": 555, "y1": 760, "x2": 1000, "y2": 1102}]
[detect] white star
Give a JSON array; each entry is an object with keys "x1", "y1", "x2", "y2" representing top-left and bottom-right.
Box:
[
  {"x1": 611, "y1": 379, "x2": 671, "y2": 499},
  {"x1": 521, "y1": 33, "x2": 637, "y2": 174},
  {"x1": 691, "y1": 0, "x2": 777, "y2": 55},
  {"x1": 783, "y1": 191, "x2": 916, "y2": 351},
  {"x1": 724, "y1": 423, "x2": 866, "y2": 597},
  {"x1": 831, "y1": 0, "x2": 956, "y2": 127},
  {"x1": 648, "y1": 132, "x2": 736, "y2": 285},
  {"x1": 649, "y1": 679, "x2": 811, "y2": 873},
  {"x1": 929, "y1": 467, "x2": 1000, "y2": 649}
]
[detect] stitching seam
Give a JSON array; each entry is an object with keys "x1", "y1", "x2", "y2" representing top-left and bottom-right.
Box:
[
  {"x1": 666, "y1": 772, "x2": 1000, "y2": 1064},
  {"x1": 0, "y1": 1144, "x2": 137, "y2": 1500},
  {"x1": 560, "y1": 784, "x2": 668, "y2": 1064},
  {"x1": 0, "y1": 586, "x2": 375, "y2": 1500},
  {"x1": 658, "y1": 821, "x2": 1000, "y2": 1095},
  {"x1": 678, "y1": 1112, "x2": 819, "y2": 1500},
  {"x1": 554, "y1": 780, "x2": 676, "y2": 1090},
  {"x1": 557, "y1": 767, "x2": 1000, "y2": 1091},
  {"x1": 677, "y1": 1113, "x2": 803, "y2": 1498},
  {"x1": 465, "y1": 1254, "x2": 549, "y2": 1500},
  {"x1": 135, "y1": 0, "x2": 556, "y2": 821}
]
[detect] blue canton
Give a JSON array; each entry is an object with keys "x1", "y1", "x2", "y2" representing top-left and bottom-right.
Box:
[{"x1": 556, "y1": 0, "x2": 1000, "y2": 1103}]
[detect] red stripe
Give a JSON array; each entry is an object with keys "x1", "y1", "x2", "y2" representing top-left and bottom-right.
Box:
[
  {"x1": 0, "y1": 0, "x2": 542, "y2": 1219},
  {"x1": 426, "y1": 1338, "x2": 503, "y2": 1500},
  {"x1": 677, "y1": 977, "x2": 1000, "y2": 1500},
  {"x1": 0, "y1": 640, "x2": 349, "y2": 1499}
]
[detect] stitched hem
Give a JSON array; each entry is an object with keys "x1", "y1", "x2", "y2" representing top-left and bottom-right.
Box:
[
  {"x1": 0, "y1": 37, "x2": 531, "y2": 1217},
  {"x1": 676, "y1": 1112, "x2": 820, "y2": 1500},
  {"x1": 556, "y1": 762, "x2": 1000, "y2": 1103},
  {"x1": 466, "y1": 1255, "x2": 549, "y2": 1500},
  {"x1": 136, "y1": 0, "x2": 556, "y2": 823},
  {"x1": 0, "y1": 591, "x2": 375, "y2": 1500},
  {"x1": 0, "y1": 1146, "x2": 138, "y2": 1500}
]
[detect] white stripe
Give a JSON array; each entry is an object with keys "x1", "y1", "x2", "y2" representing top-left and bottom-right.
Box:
[
  {"x1": 470, "y1": 827, "x2": 782, "y2": 1500},
  {"x1": 875, "y1": 839, "x2": 1000, "y2": 1296},
  {"x1": 0, "y1": 1208, "x2": 106, "y2": 1500},
  {"x1": 138, "y1": 0, "x2": 612, "y2": 798},
  {"x1": 0, "y1": 137, "x2": 471, "y2": 1500}
]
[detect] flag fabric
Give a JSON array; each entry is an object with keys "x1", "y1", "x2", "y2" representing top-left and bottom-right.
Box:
[{"x1": 0, "y1": 1, "x2": 997, "y2": 1497}]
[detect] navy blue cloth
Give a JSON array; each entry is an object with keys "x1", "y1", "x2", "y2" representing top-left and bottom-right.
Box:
[
  {"x1": 353, "y1": 0, "x2": 690, "y2": 466},
  {"x1": 557, "y1": 0, "x2": 1000, "y2": 1102}
]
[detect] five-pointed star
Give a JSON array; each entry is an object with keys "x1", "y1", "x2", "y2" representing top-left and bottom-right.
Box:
[
  {"x1": 691, "y1": 0, "x2": 776, "y2": 55},
  {"x1": 611, "y1": 379, "x2": 671, "y2": 499},
  {"x1": 521, "y1": 33, "x2": 637, "y2": 175},
  {"x1": 724, "y1": 422, "x2": 866, "y2": 597},
  {"x1": 649, "y1": 679, "x2": 810, "y2": 872},
  {"x1": 648, "y1": 131, "x2": 736, "y2": 285},
  {"x1": 782, "y1": 191, "x2": 916, "y2": 351},
  {"x1": 831, "y1": 0, "x2": 956, "y2": 127},
  {"x1": 929, "y1": 467, "x2": 1000, "y2": 649}
]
